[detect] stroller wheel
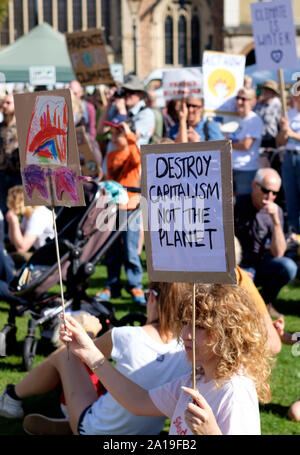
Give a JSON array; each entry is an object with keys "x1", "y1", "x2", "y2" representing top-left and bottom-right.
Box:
[
  {"x1": 117, "y1": 313, "x2": 147, "y2": 327},
  {"x1": 22, "y1": 336, "x2": 38, "y2": 371}
]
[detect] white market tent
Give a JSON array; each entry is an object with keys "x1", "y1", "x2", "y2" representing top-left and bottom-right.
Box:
[{"x1": 0, "y1": 22, "x2": 75, "y2": 83}]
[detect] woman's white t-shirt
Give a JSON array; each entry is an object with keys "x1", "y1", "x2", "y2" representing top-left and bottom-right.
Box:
[
  {"x1": 232, "y1": 111, "x2": 264, "y2": 171},
  {"x1": 149, "y1": 373, "x2": 261, "y2": 435},
  {"x1": 80, "y1": 326, "x2": 190, "y2": 435},
  {"x1": 20, "y1": 206, "x2": 54, "y2": 249}
]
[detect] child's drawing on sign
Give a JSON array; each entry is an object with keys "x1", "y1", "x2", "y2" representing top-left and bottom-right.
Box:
[
  {"x1": 25, "y1": 95, "x2": 68, "y2": 166},
  {"x1": 208, "y1": 69, "x2": 236, "y2": 100}
]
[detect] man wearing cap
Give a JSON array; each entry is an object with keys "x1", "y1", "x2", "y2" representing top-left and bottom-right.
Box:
[
  {"x1": 98, "y1": 75, "x2": 155, "y2": 149},
  {"x1": 121, "y1": 75, "x2": 155, "y2": 147},
  {"x1": 254, "y1": 80, "x2": 282, "y2": 149}
]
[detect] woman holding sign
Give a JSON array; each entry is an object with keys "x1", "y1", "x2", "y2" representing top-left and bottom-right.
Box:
[{"x1": 58, "y1": 283, "x2": 272, "y2": 435}]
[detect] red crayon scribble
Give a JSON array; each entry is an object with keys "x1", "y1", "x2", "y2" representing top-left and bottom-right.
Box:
[
  {"x1": 37, "y1": 150, "x2": 53, "y2": 158},
  {"x1": 26, "y1": 98, "x2": 68, "y2": 163}
]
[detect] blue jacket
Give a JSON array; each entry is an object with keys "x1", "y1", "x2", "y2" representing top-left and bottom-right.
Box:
[{"x1": 168, "y1": 118, "x2": 223, "y2": 142}]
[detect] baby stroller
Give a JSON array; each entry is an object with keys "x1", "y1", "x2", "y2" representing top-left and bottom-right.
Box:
[{"x1": 0, "y1": 180, "x2": 146, "y2": 370}]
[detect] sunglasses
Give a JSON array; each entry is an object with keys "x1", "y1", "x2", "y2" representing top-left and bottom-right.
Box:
[
  {"x1": 144, "y1": 289, "x2": 158, "y2": 301},
  {"x1": 186, "y1": 103, "x2": 203, "y2": 109},
  {"x1": 236, "y1": 96, "x2": 250, "y2": 102},
  {"x1": 256, "y1": 183, "x2": 279, "y2": 196}
]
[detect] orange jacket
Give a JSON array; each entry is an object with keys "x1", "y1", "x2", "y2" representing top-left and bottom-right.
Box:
[{"x1": 106, "y1": 132, "x2": 141, "y2": 210}]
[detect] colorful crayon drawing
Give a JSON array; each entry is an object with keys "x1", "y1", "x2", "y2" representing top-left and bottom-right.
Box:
[
  {"x1": 25, "y1": 95, "x2": 68, "y2": 166},
  {"x1": 23, "y1": 164, "x2": 80, "y2": 204},
  {"x1": 53, "y1": 167, "x2": 79, "y2": 203}
]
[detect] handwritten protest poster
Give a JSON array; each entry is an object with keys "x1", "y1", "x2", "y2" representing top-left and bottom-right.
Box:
[
  {"x1": 202, "y1": 51, "x2": 245, "y2": 114},
  {"x1": 162, "y1": 68, "x2": 202, "y2": 103},
  {"x1": 76, "y1": 126, "x2": 101, "y2": 177},
  {"x1": 66, "y1": 28, "x2": 115, "y2": 86},
  {"x1": 250, "y1": 0, "x2": 297, "y2": 70},
  {"x1": 141, "y1": 141, "x2": 236, "y2": 284},
  {"x1": 29, "y1": 66, "x2": 56, "y2": 86},
  {"x1": 14, "y1": 89, "x2": 85, "y2": 207}
]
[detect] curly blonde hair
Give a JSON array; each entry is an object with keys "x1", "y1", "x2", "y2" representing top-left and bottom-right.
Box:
[{"x1": 175, "y1": 283, "x2": 273, "y2": 404}]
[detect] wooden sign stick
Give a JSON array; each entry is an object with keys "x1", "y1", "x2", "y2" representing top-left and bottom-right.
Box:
[
  {"x1": 51, "y1": 206, "x2": 69, "y2": 358},
  {"x1": 48, "y1": 171, "x2": 69, "y2": 358},
  {"x1": 277, "y1": 69, "x2": 287, "y2": 117},
  {"x1": 192, "y1": 283, "x2": 196, "y2": 390}
]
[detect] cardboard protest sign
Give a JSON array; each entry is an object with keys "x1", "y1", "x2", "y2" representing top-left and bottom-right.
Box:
[
  {"x1": 14, "y1": 89, "x2": 85, "y2": 207},
  {"x1": 141, "y1": 140, "x2": 236, "y2": 284},
  {"x1": 66, "y1": 28, "x2": 115, "y2": 86},
  {"x1": 162, "y1": 68, "x2": 202, "y2": 102},
  {"x1": 202, "y1": 51, "x2": 245, "y2": 115},
  {"x1": 76, "y1": 125, "x2": 101, "y2": 177},
  {"x1": 250, "y1": 0, "x2": 297, "y2": 70}
]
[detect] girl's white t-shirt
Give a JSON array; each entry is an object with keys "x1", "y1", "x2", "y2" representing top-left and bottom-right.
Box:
[
  {"x1": 80, "y1": 326, "x2": 190, "y2": 435},
  {"x1": 149, "y1": 373, "x2": 261, "y2": 435},
  {"x1": 232, "y1": 111, "x2": 264, "y2": 171},
  {"x1": 20, "y1": 206, "x2": 54, "y2": 249}
]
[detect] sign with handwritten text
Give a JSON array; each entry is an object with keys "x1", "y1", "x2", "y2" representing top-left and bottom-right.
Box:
[
  {"x1": 162, "y1": 68, "x2": 203, "y2": 102},
  {"x1": 251, "y1": 0, "x2": 297, "y2": 70},
  {"x1": 141, "y1": 141, "x2": 236, "y2": 284},
  {"x1": 66, "y1": 28, "x2": 114, "y2": 86},
  {"x1": 203, "y1": 51, "x2": 245, "y2": 114}
]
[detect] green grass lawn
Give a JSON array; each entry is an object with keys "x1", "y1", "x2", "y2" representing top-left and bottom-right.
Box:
[{"x1": 0, "y1": 251, "x2": 300, "y2": 435}]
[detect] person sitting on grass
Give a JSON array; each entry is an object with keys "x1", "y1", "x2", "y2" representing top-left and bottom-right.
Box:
[
  {"x1": 5, "y1": 185, "x2": 54, "y2": 267},
  {"x1": 0, "y1": 282, "x2": 190, "y2": 436},
  {"x1": 55, "y1": 283, "x2": 272, "y2": 435}
]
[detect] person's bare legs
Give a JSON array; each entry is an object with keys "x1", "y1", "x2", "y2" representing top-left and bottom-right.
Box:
[
  {"x1": 15, "y1": 347, "x2": 64, "y2": 398},
  {"x1": 15, "y1": 345, "x2": 98, "y2": 434},
  {"x1": 48, "y1": 347, "x2": 98, "y2": 434}
]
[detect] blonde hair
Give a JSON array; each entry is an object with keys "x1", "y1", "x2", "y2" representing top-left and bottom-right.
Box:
[
  {"x1": 175, "y1": 283, "x2": 273, "y2": 403},
  {"x1": 149, "y1": 281, "x2": 189, "y2": 342},
  {"x1": 238, "y1": 87, "x2": 256, "y2": 100},
  {"x1": 6, "y1": 185, "x2": 34, "y2": 216}
]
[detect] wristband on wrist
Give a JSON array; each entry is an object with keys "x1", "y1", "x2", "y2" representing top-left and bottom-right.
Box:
[{"x1": 90, "y1": 357, "x2": 105, "y2": 372}]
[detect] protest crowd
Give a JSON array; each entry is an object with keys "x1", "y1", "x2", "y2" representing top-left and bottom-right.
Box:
[{"x1": 0, "y1": 14, "x2": 300, "y2": 437}]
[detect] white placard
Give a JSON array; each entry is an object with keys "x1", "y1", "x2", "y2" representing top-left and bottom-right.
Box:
[
  {"x1": 29, "y1": 66, "x2": 56, "y2": 86},
  {"x1": 250, "y1": 0, "x2": 297, "y2": 70},
  {"x1": 162, "y1": 68, "x2": 203, "y2": 102},
  {"x1": 203, "y1": 51, "x2": 245, "y2": 114}
]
